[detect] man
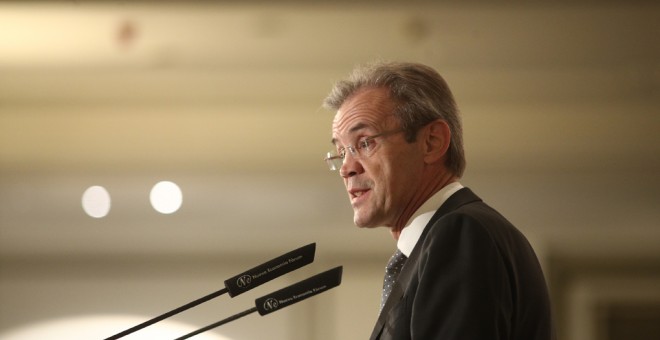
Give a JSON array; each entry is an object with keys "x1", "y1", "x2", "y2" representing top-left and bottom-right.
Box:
[{"x1": 323, "y1": 61, "x2": 554, "y2": 339}]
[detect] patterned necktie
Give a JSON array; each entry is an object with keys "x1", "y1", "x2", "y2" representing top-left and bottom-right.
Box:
[{"x1": 381, "y1": 249, "x2": 407, "y2": 311}]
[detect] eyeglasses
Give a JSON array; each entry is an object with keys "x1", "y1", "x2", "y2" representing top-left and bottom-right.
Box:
[{"x1": 324, "y1": 129, "x2": 404, "y2": 171}]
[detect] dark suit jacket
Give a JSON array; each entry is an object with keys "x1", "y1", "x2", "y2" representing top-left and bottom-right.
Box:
[{"x1": 370, "y1": 188, "x2": 555, "y2": 340}]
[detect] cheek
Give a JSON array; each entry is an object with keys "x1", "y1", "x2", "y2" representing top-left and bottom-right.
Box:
[
  {"x1": 365, "y1": 146, "x2": 420, "y2": 197},
  {"x1": 371, "y1": 160, "x2": 401, "y2": 200},
  {"x1": 383, "y1": 153, "x2": 423, "y2": 195}
]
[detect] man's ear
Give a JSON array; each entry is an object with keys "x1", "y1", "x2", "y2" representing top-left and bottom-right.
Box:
[{"x1": 422, "y1": 119, "x2": 451, "y2": 164}]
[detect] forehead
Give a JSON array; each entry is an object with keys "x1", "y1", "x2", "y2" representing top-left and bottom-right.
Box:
[{"x1": 332, "y1": 87, "x2": 397, "y2": 138}]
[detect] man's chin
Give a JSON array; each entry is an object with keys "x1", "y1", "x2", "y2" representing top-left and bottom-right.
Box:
[
  {"x1": 353, "y1": 216, "x2": 382, "y2": 229},
  {"x1": 355, "y1": 223, "x2": 379, "y2": 229}
]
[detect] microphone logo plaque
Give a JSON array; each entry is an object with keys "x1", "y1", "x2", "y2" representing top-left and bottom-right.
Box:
[
  {"x1": 224, "y1": 243, "x2": 316, "y2": 298},
  {"x1": 236, "y1": 274, "x2": 253, "y2": 288}
]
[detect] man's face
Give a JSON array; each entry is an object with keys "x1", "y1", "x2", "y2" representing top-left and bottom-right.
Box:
[{"x1": 331, "y1": 87, "x2": 425, "y2": 229}]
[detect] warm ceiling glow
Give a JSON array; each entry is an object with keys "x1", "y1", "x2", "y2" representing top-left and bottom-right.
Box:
[
  {"x1": 0, "y1": 314, "x2": 233, "y2": 340},
  {"x1": 150, "y1": 181, "x2": 183, "y2": 214},
  {"x1": 81, "y1": 185, "x2": 111, "y2": 218}
]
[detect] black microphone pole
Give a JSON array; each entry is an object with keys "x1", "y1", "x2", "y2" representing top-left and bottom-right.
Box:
[
  {"x1": 105, "y1": 243, "x2": 316, "y2": 340},
  {"x1": 174, "y1": 266, "x2": 343, "y2": 340}
]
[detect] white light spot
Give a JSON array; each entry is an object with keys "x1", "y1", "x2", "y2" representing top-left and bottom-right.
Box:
[
  {"x1": 150, "y1": 181, "x2": 182, "y2": 214},
  {"x1": 82, "y1": 186, "x2": 111, "y2": 218}
]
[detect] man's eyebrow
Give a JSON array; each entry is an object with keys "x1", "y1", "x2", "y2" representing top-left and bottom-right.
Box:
[{"x1": 331, "y1": 123, "x2": 368, "y2": 145}]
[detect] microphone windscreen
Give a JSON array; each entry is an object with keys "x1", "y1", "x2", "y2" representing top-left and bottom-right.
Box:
[
  {"x1": 224, "y1": 243, "x2": 316, "y2": 297},
  {"x1": 254, "y1": 266, "x2": 343, "y2": 316}
]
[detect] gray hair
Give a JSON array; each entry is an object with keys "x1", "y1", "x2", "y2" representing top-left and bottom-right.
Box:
[{"x1": 323, "y1": 61, "x2": 465, "y2": 177}]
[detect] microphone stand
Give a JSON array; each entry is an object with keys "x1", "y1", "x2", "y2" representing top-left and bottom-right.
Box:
[
  {"x1": 174, "y1": 307, "x2": 258, "y2": 340},
  {"x1": 104, "y1": 243, "x2": 316, "y2": 339},
  {"x1": 105, "y1": 288, "x2": 229, "y2": 340}
]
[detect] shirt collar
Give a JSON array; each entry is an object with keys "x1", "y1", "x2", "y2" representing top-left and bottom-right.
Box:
[{"x1": 397, "y1": 182, "x2": 464, "y2": 257}]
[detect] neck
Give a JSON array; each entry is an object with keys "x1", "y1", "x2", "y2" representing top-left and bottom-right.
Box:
[{"x1": 390, "y1": 172, "x2": 458, "y2": 240}]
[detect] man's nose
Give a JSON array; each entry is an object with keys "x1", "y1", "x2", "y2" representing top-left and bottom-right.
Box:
[{"x1": 339, "y1": 152, "x2": 363, "y2": 178}]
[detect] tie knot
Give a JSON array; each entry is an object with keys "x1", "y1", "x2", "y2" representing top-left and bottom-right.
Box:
[{"x1": 386, "y1": 249, "x2": 407, "y2": 275}]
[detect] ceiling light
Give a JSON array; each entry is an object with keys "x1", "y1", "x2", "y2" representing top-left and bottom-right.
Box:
[
  {"x1": 150, "y1": 181, "x2": 182, "y2": 214},
  {"x1": 82, "y1": 185, "x2": 111, "y2": 218}
]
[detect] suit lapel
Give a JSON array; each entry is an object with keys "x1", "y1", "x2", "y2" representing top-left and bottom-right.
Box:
[{"x1": 369, "y1": 188, "x2": 481, "y2": 339}]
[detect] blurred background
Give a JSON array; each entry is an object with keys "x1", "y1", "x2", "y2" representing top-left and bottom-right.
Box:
[{"x1": 0, "y1": 1, "x2": 658, "y2": 339}]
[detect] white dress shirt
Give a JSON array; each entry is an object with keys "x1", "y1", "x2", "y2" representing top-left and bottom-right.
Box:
[{"x1": 397, "y1": 182, "x2": 464, "y2": 257}]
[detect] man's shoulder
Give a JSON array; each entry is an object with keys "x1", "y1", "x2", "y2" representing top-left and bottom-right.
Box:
[{"x1": 423, "y1": 193, "x2": 524, "y2": 248}]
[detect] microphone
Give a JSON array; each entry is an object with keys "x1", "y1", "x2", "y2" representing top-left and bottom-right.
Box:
[
  {"x1": 174, "y1": 266, "x2": 343, "y2": 340},
  {"x1": 105, "y1": 243, "x2": 316, "y2": 340}
]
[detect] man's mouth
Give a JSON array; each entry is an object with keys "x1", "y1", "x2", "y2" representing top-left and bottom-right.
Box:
[{"x1": 349, "y1": 188, "x2": 370, "y2": 201}]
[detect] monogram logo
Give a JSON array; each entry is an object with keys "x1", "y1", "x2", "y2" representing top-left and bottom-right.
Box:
[
  {"x1": 236, "y1": 274, "x2": 252, "y2": 288},
  {"x1": 262, "y1": 298, "x2": 279, "y2": 311}
]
